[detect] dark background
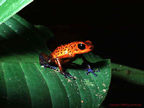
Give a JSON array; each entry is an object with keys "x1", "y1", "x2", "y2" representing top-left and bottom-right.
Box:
[{"x1": 19, "y1": 1, "x2": 144, "y2": 107}]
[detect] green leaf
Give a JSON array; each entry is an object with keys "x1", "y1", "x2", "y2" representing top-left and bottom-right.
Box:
[
  {"x1": 0, "y1": 15, "x2": 111, "y2": 108},
  {"x1": 0, "y1": 0, "x2": 33, "y2": 24},
  {"x1": 72, "y1": 57, "x2": 84, "y2": 65},
  {"x1": 111, "y1": 63, "x2": 144, "y2": 86}
]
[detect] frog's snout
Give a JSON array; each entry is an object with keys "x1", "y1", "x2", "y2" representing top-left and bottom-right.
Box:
[{"x1": 90, "y1": 46, "x2": 94, "y2": 50}]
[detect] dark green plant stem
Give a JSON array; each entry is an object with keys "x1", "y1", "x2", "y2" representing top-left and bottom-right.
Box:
[{"x1": 111, "y1": 63, "x2": 144, "y2": 86}]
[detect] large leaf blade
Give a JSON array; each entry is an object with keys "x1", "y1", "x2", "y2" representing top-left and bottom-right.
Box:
[{"x1": 2, "y1": 62, "x2": 31, "y2": 108}]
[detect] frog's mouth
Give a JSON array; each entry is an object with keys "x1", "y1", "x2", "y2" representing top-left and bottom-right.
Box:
[
  {"x1": 84, "y1": 40, "x2": 94, "y2": 51},
  {"x1": 87, "y1": 44, "x2": 94, "y2": 51},
  {"x1": 83, "y1": 45, "x2": 94, "y2": 53},
  {"x1": 89, "y1": 45, "x2": 94, "y2": 50}
]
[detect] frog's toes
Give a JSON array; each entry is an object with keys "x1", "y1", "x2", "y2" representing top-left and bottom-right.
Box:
[
  {"x1": 88, "y1": 69, "x2": 97, "y2": 77},
  {"x1": 85, "y1": 65, "x2": 99, "y2": 77},
  {"x1": 95, "y1": 68, "x2": 100, "y2": 72},
  {"x1": 61, "y1": 72, "x2": 76, "y2": 80}
]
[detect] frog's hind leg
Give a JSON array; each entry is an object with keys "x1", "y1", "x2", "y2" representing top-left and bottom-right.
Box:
[
  {"x1": 55, "y1": 58, "x2": 76, "y2": 80},
  {"x1": 39, "y1": 53, "x2": 57, "y2": 70}
]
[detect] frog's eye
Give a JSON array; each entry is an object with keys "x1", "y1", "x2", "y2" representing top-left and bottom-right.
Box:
[{"x1": 78, "y1": 43, "x2": 85, "y2": 50}]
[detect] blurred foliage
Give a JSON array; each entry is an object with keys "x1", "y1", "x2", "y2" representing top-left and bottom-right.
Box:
[{"x1": 0, "y1": 0, "x2": 33, "y2": 24}]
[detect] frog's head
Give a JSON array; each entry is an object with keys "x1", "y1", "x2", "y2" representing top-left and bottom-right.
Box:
[{"x1": 74, "y1": 40, "x2": 94, "y2": 54}]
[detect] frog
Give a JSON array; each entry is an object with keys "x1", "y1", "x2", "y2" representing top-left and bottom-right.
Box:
[{"x1": 39, "y1": 40, "x2": 97, "y2": 79}]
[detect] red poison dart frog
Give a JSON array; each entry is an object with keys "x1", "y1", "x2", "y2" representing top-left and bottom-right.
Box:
[{"x1": 39, "y1": 40, "x2": 98, "y2": 79}]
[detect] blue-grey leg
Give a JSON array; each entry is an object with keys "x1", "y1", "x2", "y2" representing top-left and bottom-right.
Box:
[
  {"x1": 39, "y1": 54, "x2": 57, "y2": 70},
  {"x1": 86, "y1": 65, "x2": 99, "y2": 77}
]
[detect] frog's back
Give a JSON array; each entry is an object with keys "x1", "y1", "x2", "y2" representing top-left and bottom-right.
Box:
[{"x1": 51, "y1": 41, "x2": 78, "y2": 59}]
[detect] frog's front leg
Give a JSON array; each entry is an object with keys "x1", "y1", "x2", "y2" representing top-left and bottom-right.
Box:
[
  {"x1": 85, "y1": 64, "x2": 100, "y2": 76},
  {"x1": 55, "y1": 58, "x2": 76, "y2": 80},
  {"x1": 81, "y1": 55, "x2": 100, "y2": 77}
]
